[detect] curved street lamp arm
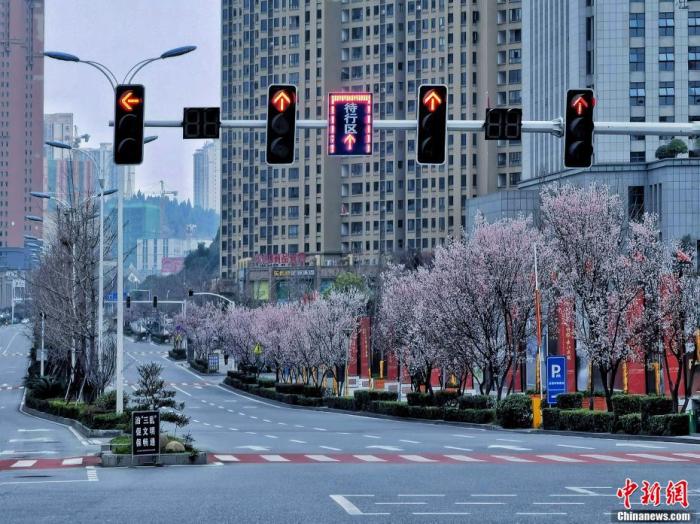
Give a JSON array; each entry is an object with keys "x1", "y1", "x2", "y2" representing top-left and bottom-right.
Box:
[
  {"x1": 126, "y1": 57, "x2": 160, "y2": 84},
  {"x1": 81, "y1": 60, "x2": 118, "y2": 91}
]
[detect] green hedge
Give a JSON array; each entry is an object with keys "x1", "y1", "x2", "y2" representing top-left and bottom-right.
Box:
[
  {"x1": 369, "y1": 401, "x2": 410, "y2": 417},
  {"x1": 611, "y1": 394, "x2": 645, "y2": 416},
  {"x1": 227, "y1": 371, "x2": 257, "y2": 384},
  {"x1": 641, "y1": 396, "x2": 674, "y2": 430},
  {"x1": 302, "y1": 385, "x2": 323, "y2": 398},
  {"x1": 556, "y1": 393, "x2": 583, "y2": 410},
  {"x1": 444, "y1": 408, "x2": 495, "y2": 424},
  {"x1": 323, "y1": 397, "x2": 355, "y2": 410},
  {"x1": 406, "y1": 406, "x2": 443, "y2": 420},
  {"x1": 618, "y1": 413, "x2": 642, "y2": 435},
  {"x1": 558, "y1": 409, "x2": 615, "y2": 433},
  {"x1": 434, "y1": 390, "x2": 460, "y2": 407},
  {"x1": 648, "y1": 414, "x2": 690, "y2": 436},
  {"x1": 168, "y1": 348, "x2": 186, "y2": 360},
  {"x1": 496, "y1": 394, "x2": 532, "y2": 429},
  {"x1": 354, "y1": 390, "x2": 398, "y2": 410},
  {"x1": 458, "y1": 395, "x2": 492, "y2": 410},
  {"x1": 406, "y1": 392, "x2": 434, "y2": 406},
  {"x1": 542, "y1": 407, "x2": 561, "y2": 430},
  {"x1": 295, "y1": 396, "x2": 323, "y2": 407},
  {"x1": 275, "y1": 383, "x2": 306, "y2": 395},
  {"x1": 189, "y1": 359, "x2": 209, "y2": 374},
  {"x1": 257, "y1": 378, "x2": 275, "y2": 388}
]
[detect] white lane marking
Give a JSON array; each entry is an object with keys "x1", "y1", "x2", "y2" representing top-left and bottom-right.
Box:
[
  {"x1": 9, "y1": 437, "x2": 55, "y2": 443},
  {"x1": 238, "y1": 412, "x2": 246, "y2": 416},
  {"x1": 444, "y1": 455, "x2": 483, "y2": 462},
  {"x1": 582, "y1": 454, "x2": 634, "y2": 462},
  {"x1": 337, "y1": 432, "x2": 351, "y2": 435},
  {"x1": 171, "y1": 384, "x2": 192, "y2": 397},
  {"x1": 313, "y1": 427, "x2": 327, "y2": 432},
  {"x1": 203, "y1": 422, "x2": 210, "y2": 426},
  {"x1": 564, "y1": 487, "x2": 612, "y2": 496},
  {"x1": 444, "y1": 446, "x2": 473, "y2": 452},
  {"x1": 412, "y1": 513, "x2": 471, "y2": 516},
  {"x1": 452, "y1": 434, "x2": 475, "y2": 439},
  {"x1": 471, "y1": 494, "x2": 517, "y2": 497},
  {"x1": 400, "y1": 455, "x2": 436, "y2": 463},
  {"x1": 61, "y1": 458, "x2": 83, "y2": 466},
  {"x1": 249, "y1": 416, "x2": 258, "y2": 420},
  {"x1": 398, "y1": 494, "x2": 446, "y2": 497},
  {"x1": 17, "y1": 429, "x2": 52, "y2": 433},
  {"x1": 490, "y1": 455, "x2": 533, "y2": 463},
  {"x1": 363, "y1": 434, "x2": 381, "y2": 439},
  {"x1": 277, "y1": 422, "x2": 287, "y2": 426},
  {"x1": 294, "y1": 424, "x2": 304, "y2": 428},
  {"x1": 533, "y1": 502, "x2": 584, "y2": 505},
  {"x1": 289, "y1": 439, "x2": 306, "y2": 444},
  {"x1": 488, "y1": 445, "x2": 532, "y2": 451},
  {"x1": 214, "y1": 425, "x2": 223, "y2": 429},
  {"x1": 264, "y1": 434, "x2": 278, "y2": 439},
  {"x1": 455, "y1": 502, "x2": 506, "y2": 505},
  {"x1": 193, "y1": 420, "x2": 200, "y2": 423},
  {"x1": 516, "y1": 513, "x2": 568, "y2": 516},
  {"x1": 2, "y1": 332, "x2": 20, "y2": 356},
  {"x1": 263, "y1": 419, "x2": 272, "y2": 423},
  {"x1": 674, "y1": 452, "x2": 700, "y2": 459},
  {"x1": 181, "y1": 382, "x2": 188, "y2": 386},
  {"x1": 537, "y1": 454, "x2": 585, "y2": 463},
  {"x1": 495, "y1": 438, "x2": 522, "y2": 443},
  {"x1": 86, "y1": 466, "x2": 98, "y2": 482},
  {"x1": 200, "y1": 399, "x2": 207, "y2": 404},
  {"x1": 306, "y1": 454, "x2": 338, "y2": 462},
  {"x1": 214, "y1": 383, "x2": 281, "y2": 409},
  {"x1": 214, "y1": 454, "x2": 239, "y2": 462},
  {"x1": 626, "y1": 453, "x2": 687, "y2": 462},
  {"x1": 329, "y1": 495, "x2": 388, "y2": 516},
  {"x1": 376, "y1": 502, "x2": 427, "y2": 505},
  {"x1": 229, "y1": 427, "x2": 239, "y2": 431},
  {"x1": 236, "y1": 445, "x2": 269, "y2": 451},
  {"x1": 11, "y1": 460, "x2": 37, "y2": 468},
  {"x1": 354, "y1": 454, "x2": 385, "y2": 462},
  {"x1": 399, "y1": 439, "x2": 420, "y2": 444},
  {"x1": 320, "y1": 446, "x2": 341, "y2": 451},
  {"x1": 0, "y1": 450, "x2": 57, "y2": 455},
  {"x1": 260, "y1": 454, "x2": 289, "y2": 462},
  {"x1": 557, "y1": 444, "x2": 595, "y2": 450},
  {"x1": 366, "y1": 445, "x2": 403, "y2": 451},
  {"x1": 244, "y1": 431, "x2": 256, "y2": 435},
  {"x1": 226, "y1": 409, "x2": 234, "y2": 413},
  {"x1": 68, "y1": 426, "x2": 89, "y2": 447},
  {"x1": 615, "y1": 443, "x2": 665, "y2": 449}
]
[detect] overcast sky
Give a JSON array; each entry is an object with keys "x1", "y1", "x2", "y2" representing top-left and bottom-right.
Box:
[{"x1": 44, "y1": 0, "x2": 221, "y2": 202}]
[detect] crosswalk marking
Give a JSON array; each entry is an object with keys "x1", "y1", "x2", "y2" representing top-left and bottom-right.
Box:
[
  {"x1": 354, "y1": 454, "x2": 385, "y2": 462},
  {"x1": 11, "y1": 460, "x2": 37, "y2": 468},
  {"x1": 537, "y1": 455, "x2": 584, "y2": 463},
  {"x1": 491, "y1": 455, "x2": 533, "y2": 463},
  {"x1": 305, "y1": 454, "x2": 338, "y2": 462},
  {"x1": 400, "y1": 455, "x2": 436, "y2": 463},
  {"x1": 261, "y1": 454, "x2": 289, "y2": 462},
  {"x1": 61, "y1": 458, "x2": 83, "y2": 466},
  {"x1": 673, "y1": 452, "x2": 700, "y2": 459},
  {"x1": 582, "y1": 454, "x2": 634, "y2": 462},
  {"x1": 86, "y1": 466, "x2": 98, "y2": 482},
  {"x1": 214, "y1": 454, "x2": 239, "y2": 462},
  {"x1": 626, "y1": 453, "x2": 687, "y2": 462},
  {"x1": 444, "y1": 455, "x2": 483, "y2": 462}
]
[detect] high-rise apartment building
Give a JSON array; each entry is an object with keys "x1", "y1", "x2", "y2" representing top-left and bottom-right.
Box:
[
  {"x1": 193, "y1": 140, "x2": 221, "y2": 214},
  {"x1": 0, "y1": 0, "x2": 44, "y2": 268},
  {"x1": 523, "y1": 0, "x2": 698, "y2": 178},
  {"x1": 220, "y1": 0, "x2": 523, "y2": 282}
]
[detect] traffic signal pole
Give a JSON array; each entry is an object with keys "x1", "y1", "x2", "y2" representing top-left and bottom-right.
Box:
[{"x1": 118, "y1": 118, "x2": 700, "y2": 137}]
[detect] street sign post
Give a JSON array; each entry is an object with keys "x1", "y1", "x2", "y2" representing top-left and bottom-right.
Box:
[
  {"x1": 131, "y1": 410, "x2": 159, "y2": 457},
  {"x1": 328, "y1": 92, "x2": 373, "y2": 156},
  {"x1": 546, "y1": 356, "x2": 567, "y2": 405}
]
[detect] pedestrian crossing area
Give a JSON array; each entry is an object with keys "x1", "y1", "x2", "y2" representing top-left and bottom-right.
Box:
[
  {"x1": 0, "y1": 384, "x2": 24, "y2": 391},
  {"x1": 210, "y1": 451, "x2": 700, "y2": 466},
  {"x1": 0, "y1": 456, "x2": 100, "y2": 471}
]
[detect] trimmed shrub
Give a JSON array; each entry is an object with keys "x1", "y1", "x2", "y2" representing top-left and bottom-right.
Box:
[
  {"x1": 542, "y1": 407, "x2": 561, "y2": 430},
  {"x1": 354, "y1": 390, "x2": 399, "y2": 410},
  {"x1": 189, "y1": 359, "x2": 209, "y2": 374},
  {"x1": 591, "y1": 411, "x2": 615, "y2": 433},
  {"x1": 257, "y1": 378, "x2": 275, "y2": 389},
  {"x1": 406, "y1": 392, "x2": 434, "y2": 407},
  {"x1": 558, "y1": 409, "x2": 614, "y2": 433},
  {"x1": 611, "y1": 394, "x2": 644, "y2": 416},
  {"x1": 370, "y1": 391, "x2": 399, "y2": 402},
  {"x1": 25, "y1": 377, "x2": 64, "y2": 400},
  {"x1": 275, "y1": 383, "x2": 305, "y2": 395},
  {"x1": 619, "y1": 413, "x2": 642, "y2": 435},
  {"x1": 295, "y1": 396, "x2": 323, "y2": 407},
  {"x1": 370, "y1": 401, "x2": 410, "y2": 417},
  {"x1": 302, "y1": 385, "x2": 323, "y2": 398},
  {"x1": 324, "y1": 397, "x2": 355, "y2": 410},
  {"x1": 434, "y1": 390, "x2": 460, "y2": 407},
  {"x1": 168, "y1": 348, "x2": 186, "y2": 360},
  {"x1": 91, "y1": 412, "x2": 129, "y2": 429},
  {"x1": 444, "y1": 408, "x2": 495, "y2": 424},
  {"x1": 641, "y1": 396, "x2": 673, "y2": 430},
  {"x1": 353, "y1": 390, "x2": 371, "y2": 410},
  {"x1": 496, "y1": 394, "x2": 533, "y2": 429},
  {"x1": 648, "y1": 414, "x2": 690, "y2": 436},
  {"x1": 48, "y1": 399, "x2": 82, "y2": 420},
  {"x1": 94, "y1": 390, "x2": 129, "y2": 412},
  {"x1": 458, "y1": 395, "x2": 492, "y2": 410},
  {"x1": 555, "y1": 393, "x2": 584, "y2": 410},
  {"x1": 407, "y1": 406, "x2": 443, "y2": 420},
  {"x1": 256, "y1": 388, "x2": 278, "y2": 400}
]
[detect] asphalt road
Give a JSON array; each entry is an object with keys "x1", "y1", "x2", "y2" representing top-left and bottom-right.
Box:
[{"x1": 1, "y1": 327, "x2": 698, "y2": 523}]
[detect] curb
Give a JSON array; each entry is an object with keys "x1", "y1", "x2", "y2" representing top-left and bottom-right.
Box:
[
  {"x1": 100, "y1": 451, "x2": 207, "y2": 467},
  {"x1": 20, "y1": 392, "x2": 123, "y2": 440},
  {"x1": 219, "y1": 382, "x2": 700, "y2": 444}
]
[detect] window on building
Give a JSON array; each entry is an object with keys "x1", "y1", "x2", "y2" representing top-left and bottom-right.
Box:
[
  {"x1": 690, "y1": 46, "x2": 700, "y2": 70},
  {"x1": 659, "y1": 81, "x2": 675, "y2": 106},
  {"x1": 509, "y1": 48, "x2": 522, "y2": 64},
  {"x1": 630, "y1": 48, "x2": 645, "y2": 72},
  {"x1": 659, "y1": 47, "x2": 674, "y2": 71},
  {"x1": 690, "y1": 81, "x2": 700, "y2": 105},
  {"x1": 630, "y1": 151, "x2": 646, "y2": 163},
  {"x1": 690, "y1": 11, "x2": 700, "y2": 35},
  {"x1": 659, "y1": 12, "x2": 674, "y2": 37},
  {"x1": 630, "y1": 13, "x2": 645, "y2": 37},
  {"x1": 508, "y1": 69, "x2": 521, "y2": 84},
  {"x1": 629, "y1": 82, "x2": 646, "y2": 106},
  {"x1": 628, "y1": 186, "x2": 645, "y2": 222}
]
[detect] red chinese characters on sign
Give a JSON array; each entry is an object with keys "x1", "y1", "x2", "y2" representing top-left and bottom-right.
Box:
[
  {"x1": 616, "y1": 478, "x2": 639, "y2": 510},
  {"x1": 253, "y1": 253, "x2": 306, "y2": 267},
  {"x1": 640, "y1": 481, "x2": 661, "y2": 507},
  {"x1": 617, "y1": 479, "x2": 689, "y2": 510},
  {"x1": 665, "y1": 480, "x2": 689, "y2": 508}
]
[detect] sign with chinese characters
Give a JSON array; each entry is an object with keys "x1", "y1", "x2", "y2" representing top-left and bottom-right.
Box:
[
  {"x1": 132, "y1": 410, "x2": 159, "y2": 456},
  {"x1": 546, "y1": 356, "x2": 567, "y2": 405},
  {"x1": 272, "y1": 268, "x2": 316, "y2": 278},
  {"x1": 208, "y1": 353, "x2": 220, "y2": 372},
  {"x1": 328, "y1": 92, "x2": 373, "y2": 156},
  {"x1": 253, "y1": 253, "x2": 307, "y2": 267}
]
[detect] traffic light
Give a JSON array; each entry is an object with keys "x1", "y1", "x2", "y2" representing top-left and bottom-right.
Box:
[
  {"x1": 183, "y1": 107, "x2": 221, "y2": 139},
  {"x1": 564, "y1": 89, "x2": 595, "y2": 168},
  {"x1": 188, "y1": 289, "x2": 194, "y2": 297},
  {"x1": 266, "y1": 84, "x2": 297, "y2": 165},
  {"x1": 484, "y1": 108, "x2": 522, "y2": 141},
  {"x1": 126, "y1": 295, "x2": 131, "y2": 309},
  {"x1": 114, "y1": 84, "x2": 145, "y2": 165},
  {"x1": 417, "y1": 85, "x2": 448, "y2": 165},
  {"x1": 153, "y1": 296, "x2": 158, "y2": 308}
]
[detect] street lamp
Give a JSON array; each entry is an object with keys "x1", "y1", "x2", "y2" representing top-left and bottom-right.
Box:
[{"x1": 45, "y1": 46, "x2": 193, "y2": 415}]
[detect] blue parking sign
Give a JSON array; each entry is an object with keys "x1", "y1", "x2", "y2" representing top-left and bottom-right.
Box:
[{"x1": 546, "y1": 356, "x2": 567, "y2": 405}]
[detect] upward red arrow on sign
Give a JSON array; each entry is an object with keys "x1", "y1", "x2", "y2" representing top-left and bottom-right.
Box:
[
  {"x1": 423, "y1": 89, "x2": 442, "y2": 112},
  {"x1": 272, "y1": 90, "x2": 291, "y2": 112},
  {"x1": 343, "y1": 134, "x2": 356, "y2": 150},
  {"x1": 572, "y1": 95, "x2": 589, "y2": 116}
]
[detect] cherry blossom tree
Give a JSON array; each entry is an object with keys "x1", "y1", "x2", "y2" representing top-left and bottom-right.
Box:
[
  {"x1": 281, "y1": 303, "x2": 321, "y2": 385},
  {"x1": 253, "y1": 303, "x2": 294, "y2": 382},
  {"x1": 220, "y1": 306, "x2": 258, "y2": 373}
]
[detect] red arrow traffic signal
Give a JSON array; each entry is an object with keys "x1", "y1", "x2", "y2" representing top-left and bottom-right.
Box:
[
  {"x1": 571, "y1": 95, "x2": 591, "y2": 116},
  {"x1": 272, "y1": 89, "x2": 292, "y2": 112},
  {"x1": 422, "y1": 89, "x2": 443, "y2": 112}
]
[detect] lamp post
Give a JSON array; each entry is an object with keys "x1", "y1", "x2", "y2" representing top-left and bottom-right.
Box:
[{"x1": 45, "y1": 46, "x2": 195, "y2": 414}]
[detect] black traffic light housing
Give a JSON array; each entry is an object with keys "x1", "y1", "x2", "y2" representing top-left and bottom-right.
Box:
[
  {"x1": 126, "y1": 295, "x2": 131, "y2": 309},
  {"x1": 564, "y1": 89, "x2": 595, "y2": 168},
  {"x1": 417, "y1": 85, "x2": 448, "y2": 165},
  {"x1": 183, "y1": 107, "x2": 221, "y2": 139},
  {"x1": 153, "y1": 296, "x2": 158, "y2": 308},
  {"x1": 484, "y1": 108, "x2": 522, "y2": 141},
  {"x1": 266, "y1": 84, "x2": 297, "y2": 165},
  {"x1": 114, "y1": 84, "x2": 145, "y2": 165},
  {"x1": 188, "y1": 289, "x2": 194, "y2": 297}
]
